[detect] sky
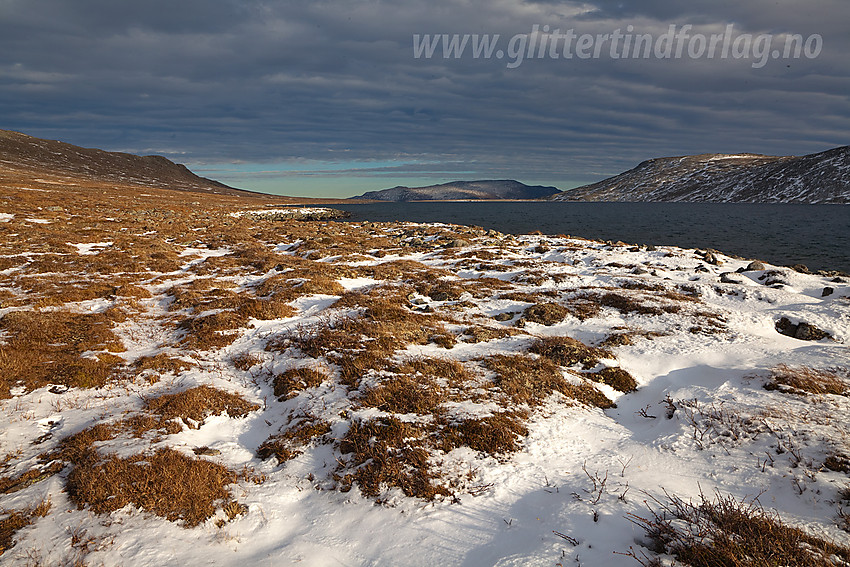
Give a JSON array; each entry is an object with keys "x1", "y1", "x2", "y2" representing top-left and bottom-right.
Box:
[{"x1": 0, "y1": 0, "x2": 847, "y2": 197}]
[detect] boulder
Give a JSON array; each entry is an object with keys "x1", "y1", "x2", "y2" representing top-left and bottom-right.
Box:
[{"x1": 775, "y1": 317, "x2": 830, "y2": 341}]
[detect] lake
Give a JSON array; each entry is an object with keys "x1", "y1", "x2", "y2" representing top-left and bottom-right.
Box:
[{"x1": 326, "y1": 202, "x2": 850, "y2": 273}]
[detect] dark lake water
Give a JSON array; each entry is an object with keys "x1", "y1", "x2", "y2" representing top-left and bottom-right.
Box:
[{"x1": 326, "y1": 202, "x2": 850, "y2": 273}]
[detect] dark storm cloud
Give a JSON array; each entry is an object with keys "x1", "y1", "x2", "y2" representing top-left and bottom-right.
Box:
[{"x1": 0, "y1": 0, "x2": 847, "y2": 191}]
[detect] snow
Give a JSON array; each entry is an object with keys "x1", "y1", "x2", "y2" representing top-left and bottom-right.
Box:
[
  {"x1": 67, "y1": 241, "x2": 113, "y2": 255},
  {"x1": 24, "y1": 218, "x2": 51, "y2": 224},
  {"x1": 229, "y1": 207, "x2": 340, "y2": 219},
  {"x1": 0, "y1": 213, "x2": 13, "y2": 222},
  {"x1": 1, "y1": 229, "x2": 849, "y2": 566}
]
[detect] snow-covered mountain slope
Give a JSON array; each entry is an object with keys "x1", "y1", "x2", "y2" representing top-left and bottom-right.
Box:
[
  {"x1": 554, "y1": 146, "x2": 850, "y2": 203},
  {"x1": 354, "y1": 179, "x2": 561, "y2": 201}
]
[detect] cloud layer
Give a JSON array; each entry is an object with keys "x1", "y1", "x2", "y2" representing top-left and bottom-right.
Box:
[{"x1": 1, "y1": 0, "x2": 847, "y2": 195}]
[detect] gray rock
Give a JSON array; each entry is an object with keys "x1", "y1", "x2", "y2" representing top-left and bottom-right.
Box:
[
  {"x1": 775, "y1": 317, "x2": 830, "y2": 341},
  {"x1": 795, "y1": 322, "x2": 828, "y2": 340},
  {"x1": 790, "y1": 264, "x2": 810, "y2": 274},
  {"x1": 445, "y1": 238, "x2": 470, "y2": 248},
  {"x1": 493, "y1": 312, "x2": 516, "y2": 322},
  {"x1": 822, "y1": 287, "x2": 835, "y2": 297},
  {"x1": 746, "y1": 261, "x2": 766, "y2": 271}
]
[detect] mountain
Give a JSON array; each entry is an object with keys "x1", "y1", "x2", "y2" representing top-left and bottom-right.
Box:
[
  {"x1": 0, "y1": 129, "x2": 254, "y2": 196},
  {"x1": 553, "y1": 146, "x2": 850, "y2": 204},
  {"x1": 353, "y1": 180, "x2": 561, "y2": 201}
]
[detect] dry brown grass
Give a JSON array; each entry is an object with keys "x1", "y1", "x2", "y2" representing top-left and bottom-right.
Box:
[
  {"x1": 437, "y1": 412, "x2": 529, "y2": 455},
  {"x1": 764, "y1": 365, "x2": 848, "y2": 396},
  {"x1": 257, "y1": 417, "x2": 331, "y2": 463},
  {"x1": 134, "y1": 353, "x2": 193, "y2": 374},
  {"x1": 272, "y1": 367, "x2": 329, "y2": 398},
  {"x1": 337, "y1": 416, "x2": 449, "y2": 500},
  {"x1": 521, "y1": 302, "x2": 570, "y2": 326},
  {"x1": 360, "y1": 373, "x2": 446, "y2": 414},
  {"x1": 231, "y1": 352, "x2": 262, "y2": 371},
  {"x1": 0, "y1": 498, "x2": 51, "y2": 556},
  {"x1": 145, "y1": 385, "x2": 259, "y2": 425},
  {"x1": 629, "y1": 490, "x2": 850, "y2": 567},
  {"x1": 65, "y1": 447, "x2": 236, "y2": 527},
  {"x1": 277, "y1": 286, "x2": 459, "y2": 388},
  {"x1": 586, "y1": 367, "x2": 638, "y2": 393},
  {"x1": 465, "y1": 325, "x2": 519, "y2": 343},
  {"x1": 0, "y1": 309, "x2": 125, "y2": 397},
  {"x1": 486, "y1": 355, "x2": 614, "y2": 409},
  {"x1": 595, "y1": 292, "x2": 679, "y2": 315},
  {"x1": 529, "y1": 336, "x2": 611, "y2": 370},
  {"x1": 0, "y1": 462, "x2": 64, "y2": 495}
]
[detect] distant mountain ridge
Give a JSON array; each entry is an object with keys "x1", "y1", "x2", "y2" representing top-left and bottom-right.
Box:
[
  {"x1": 0, "y1": 129, "x2": 254, "y2": 196},
  {"x1": 553, "y1": 146, "x2": 850, "y2": 204},
  {"x1": 353, "y1": 180, "x2": 561, "y2": 201}
]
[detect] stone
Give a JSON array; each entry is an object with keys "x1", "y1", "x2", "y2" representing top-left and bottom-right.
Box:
[
  {"x1": 445, "y1": 238, "x2": 470, "y2": 248},
  {"x1": 790, "y1": 264, "x2": 810, "y2": 274},
  {"x1": 745, "y1": 261, "x2": 766, "y2": 271},
  {"x1": 775, "y1": 317, "x2": 830, "y2": 341},
  {"x1": 795, "y1": 322, "x2": 828, "y2": 341},
  {"x1": 822, "y1": 287, "x2": 835, "y2": 297}
]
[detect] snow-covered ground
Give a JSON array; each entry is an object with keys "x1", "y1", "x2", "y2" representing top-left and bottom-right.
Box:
[{"x1": 1, "y1": 222, "x2": 848, "y2": 566}]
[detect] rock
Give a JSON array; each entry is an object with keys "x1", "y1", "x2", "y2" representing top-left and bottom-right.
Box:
[
  {"x1": 429, "y1": 291, "x2": 450, "y2": 302},
  {"x1": 822, "y1": 287, "x2": 835, "y2": 297},
  {"x1": 746, "y1": 261, "x2": 766, "y2": 271},
  {"x1": 445, "y1": 238, "x2": 470, "y2": 248},
  {"x1": 632, "y1": 267, "x2": 650, "y2": 275},
  {"x1": 720, "y1": 272, "x2": 745, "y2": 284},
  {"x1": 790, "y1": 264, "x2": 810, "y2": 274},
  {"x1": 795, "y1": 322, "x2": 829, "y2": 341},
  {"x1": 193, "y1": 446, "x2": 221, "y2": 456},
  {"x1": 646, "y1": 245, "x2": 657, "y2": 252},
  {"x1": 775, "y1": 317, "x2": 830, "y2": 341},
  {"x1": 694, "y1": 265, "x2": 710, "y2": 273},
  {"x1": 493, "y1": 312, "x2": 516, "y2": 322},
  {"x1": 702, "y1": 251, "x2": 721, "y2": 265}
]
